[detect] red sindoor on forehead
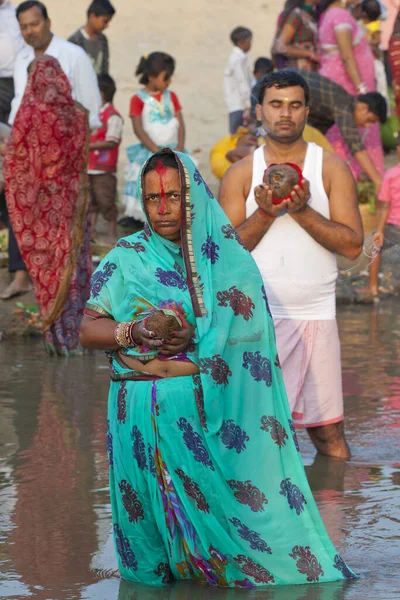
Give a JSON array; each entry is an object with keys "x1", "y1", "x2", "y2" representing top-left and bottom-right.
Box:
[{"x1": 156, "y1": 160, "x2": 168, "y2": 211}]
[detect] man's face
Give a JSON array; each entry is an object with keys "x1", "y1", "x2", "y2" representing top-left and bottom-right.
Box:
[
  {"x1": 354, "y1": 102, "x2": 379, "y2": 128},
  {"x1": 18, "y1": 7, "x2": 51, "y2": 50},
  {"x1": 256, "y1": 84, "x2": 309, "y2": 144}
]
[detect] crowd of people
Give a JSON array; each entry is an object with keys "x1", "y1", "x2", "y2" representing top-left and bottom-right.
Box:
[{"x1": 0, "y1": 0, "x2": 399, "y2": 590}]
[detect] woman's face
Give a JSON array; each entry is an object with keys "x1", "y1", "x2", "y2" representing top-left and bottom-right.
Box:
[{"x1": 144, "y1": 166, "x2": 182, "y2": 244}]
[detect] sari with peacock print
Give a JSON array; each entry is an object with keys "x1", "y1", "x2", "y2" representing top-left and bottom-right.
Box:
[{"x1": 85, "y1": 149, "x2": 356, "y2": 587}]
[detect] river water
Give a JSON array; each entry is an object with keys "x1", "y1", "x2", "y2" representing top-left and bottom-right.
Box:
[{"x1": 0, "y1": 302, "x2": 399, "y2": 600}]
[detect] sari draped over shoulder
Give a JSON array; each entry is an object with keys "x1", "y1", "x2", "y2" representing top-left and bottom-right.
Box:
[
  {"x1": 3, "y1": 56, "x2": 91, "y2": 355},
  {"x1": 87, "y1": 150, "x2": 356, "y2": 587}
]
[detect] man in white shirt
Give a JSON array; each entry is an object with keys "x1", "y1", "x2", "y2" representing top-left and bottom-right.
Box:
[
  {"x1": 223, "y1": 26, "x2": 253, "y2": 134},
  {"x1": 0, "y1": 0, "x2": 24, "y2": 122},
  {"x1": 9, "y1": 0, "x2": 101, "y2": 129}
]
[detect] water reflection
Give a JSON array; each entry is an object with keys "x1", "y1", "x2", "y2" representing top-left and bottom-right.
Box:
[
  {"x1": 117, "y1": 579, "x2": 354, "y2": 600},
  {"x1": 0, "y1": 301, "x2": 399, "y2": 600}
]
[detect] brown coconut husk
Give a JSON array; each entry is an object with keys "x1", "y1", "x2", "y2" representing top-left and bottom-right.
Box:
[
  {"x1": 145, "y1": 310, "x2": 183, "y2": 338},
  {"x1": 263, "y1": 163, "x2": 301, "y2": 201}
]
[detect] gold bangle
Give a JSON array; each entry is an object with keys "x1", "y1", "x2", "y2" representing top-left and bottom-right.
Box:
[
  {"x1": 114, "y1": 320, "x2": 137, "y2": 348},
  {"x1": 115, "y1": 322, "x2": 131, "y2": 348}
]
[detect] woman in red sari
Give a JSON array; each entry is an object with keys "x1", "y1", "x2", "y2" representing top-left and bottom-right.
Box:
[{"x1": 3, "y1": 56, "x2": 92, "y2": 355}]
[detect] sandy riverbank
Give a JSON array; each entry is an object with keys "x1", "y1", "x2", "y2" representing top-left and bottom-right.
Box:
[{"x1": 46, "y1": 0, "x2": 282, "y2": 187}]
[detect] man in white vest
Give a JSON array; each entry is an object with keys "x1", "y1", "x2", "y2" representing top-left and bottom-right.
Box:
[{"x1": 219, "y1": 70, "x2": 363, "y2": 459}]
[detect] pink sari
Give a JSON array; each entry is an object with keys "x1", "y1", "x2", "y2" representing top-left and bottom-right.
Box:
[{"x1": 318, "y1": 7, "x2": 384, "y2": 179}]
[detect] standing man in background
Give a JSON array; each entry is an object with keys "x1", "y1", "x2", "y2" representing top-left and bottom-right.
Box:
[
  {"x1": 68, "y1": 0, "x2": 115, "y2": 75},
  {"x1": 219, "y1": 71, "x2": 364, "y2": 460},
  {"x1": 0, "y1": 0, "x2": 24, "y2": 122},
  {"x1": 9, "y1": 0, "x2": 101, "y2": 129}
]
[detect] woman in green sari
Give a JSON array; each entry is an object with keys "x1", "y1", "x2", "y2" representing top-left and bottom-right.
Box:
[{"x1": 79, "y1": 149, "x2": 356, "y2": 588}]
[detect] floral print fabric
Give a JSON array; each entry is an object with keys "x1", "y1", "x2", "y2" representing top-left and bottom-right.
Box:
[{"x1": 88, "y1": 150, "x2": 356, "y2": 587}]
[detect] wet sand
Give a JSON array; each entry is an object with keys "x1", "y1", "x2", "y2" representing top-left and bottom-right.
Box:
[{"x1": 45, "y1": 0, "x2": 281, "y2": 185}]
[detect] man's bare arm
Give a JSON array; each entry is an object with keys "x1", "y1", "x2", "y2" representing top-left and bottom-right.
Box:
[
  {"x1": 353, "y1": 149, "x2": 382, "y2": 193},
  {"x1": 219, "y1": 159, "x2": 278, "y2": 251},
  {"x1": 289, "y1": 153, "x2": 363, "y2": 260}
]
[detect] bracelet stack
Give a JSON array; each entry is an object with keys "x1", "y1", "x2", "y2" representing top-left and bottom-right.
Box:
[{"x1": 114, "y1": 321, "x2": 137, "y2": 348}]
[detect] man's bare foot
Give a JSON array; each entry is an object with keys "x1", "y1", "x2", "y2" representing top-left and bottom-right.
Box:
[
  {"x1": 0, "y1": 280, "x2": 32, "y2": 300},
  {"x1": 0, "y1": 271, "x2": 32, "y2": 300}
]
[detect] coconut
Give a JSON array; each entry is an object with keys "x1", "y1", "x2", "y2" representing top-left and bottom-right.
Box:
[
  {"x1": 145, "y1": 310, "x2": 182, "y2": 338},
  {"x1": 263, "y1": 163, "x2": 300, "y2": 203}
]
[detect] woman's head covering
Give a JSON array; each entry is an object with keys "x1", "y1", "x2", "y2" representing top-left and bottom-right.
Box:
[{"x1": 3, "y1": 56, "x2": 89, "y2": 329}]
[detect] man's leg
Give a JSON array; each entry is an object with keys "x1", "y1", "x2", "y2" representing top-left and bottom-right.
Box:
[
  {"x1": 298, "y1": 320, "x2": 350, "y2": 459},
  {"x1": 0, "y1": 219, "x2": 31, "y2": 299},
  {"x1": 306, "y1": 421, "x2": 350, "y2": 460},
  {"x1": 369, "y1": 252, "x2": 381, "y2": 296}
]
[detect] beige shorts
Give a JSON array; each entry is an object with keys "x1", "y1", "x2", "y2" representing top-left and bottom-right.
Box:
[{"x1": 274, "y1": 319, "x2": 344, "y2": 428}]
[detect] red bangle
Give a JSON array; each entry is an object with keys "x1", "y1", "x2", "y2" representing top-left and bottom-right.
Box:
[{"x1": 258, "y1": 207, "x2": 276, "y2": 219}]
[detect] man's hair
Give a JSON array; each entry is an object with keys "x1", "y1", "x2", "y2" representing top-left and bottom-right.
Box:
[
  {"x1": 87, "y1": 0, "x2": 115, "y2": 18},
  {"x1": 361, "y1": 0, "x2": 381, "y2": 22},
  {"x1": 16, "y1": 0, "x2": 48, "y2": 20},
  {"x1": 254, "y1": 57, "x2": 273, "y2": 75},
  {"x1": 258, "y1": 70, "x2": 309, "y2": 105},
  {"x1": 230, "y1": 26, "x2": 252, "y2": 46},
  {"x1": 358, "y1": 92, "x2": 387, "y2": 123},
  {"x1": 98, "y1": 74, "x2": 116, "y2": 102}
]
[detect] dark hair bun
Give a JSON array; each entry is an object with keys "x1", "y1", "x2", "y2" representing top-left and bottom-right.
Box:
[{"x1": 263, "y1": 163, "x2": 300, "y2": 203}]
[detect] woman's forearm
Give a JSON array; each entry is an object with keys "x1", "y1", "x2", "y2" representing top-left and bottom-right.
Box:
[
  {"x1": 283, "y1": 45, "x2": 314, "y2": 59},
  {"x1": 80, "y1": 315, "x2": 120, "y2": 350},
  {"x1": 341, "y1": 55, "x2": 363, "y2": 89}
]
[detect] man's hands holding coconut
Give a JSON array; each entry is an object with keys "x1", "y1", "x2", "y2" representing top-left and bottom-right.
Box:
[{"x1": 254, "y1": 163, "x2": 311, "y2": 218}]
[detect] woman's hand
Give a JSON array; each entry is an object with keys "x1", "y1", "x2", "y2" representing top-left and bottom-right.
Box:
[
  {"x1": 158, "y1": 324, "x2": 195, "y2": 355},
  {"x1": 132, "y1": 320, "x2": 164, "y2": 348}
]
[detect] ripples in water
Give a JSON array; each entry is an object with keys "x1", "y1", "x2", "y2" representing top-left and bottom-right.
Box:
[{"x1": 0, "y1": 301, "x2": 399, "y2": 599}]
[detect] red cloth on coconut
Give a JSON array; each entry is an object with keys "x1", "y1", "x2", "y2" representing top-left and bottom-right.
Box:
[{"x1": 3, "y1": 56, "x2": 91, "y2": 348}]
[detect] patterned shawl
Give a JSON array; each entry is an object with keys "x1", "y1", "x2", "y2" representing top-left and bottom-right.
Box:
[{"x1": 3, "y1": 55, "x2": 89, "y2": 329}]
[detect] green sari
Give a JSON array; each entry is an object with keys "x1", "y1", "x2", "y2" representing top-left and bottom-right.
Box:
[{"x1": 86, "y1": 150, "x2": 356, "y2": 587}]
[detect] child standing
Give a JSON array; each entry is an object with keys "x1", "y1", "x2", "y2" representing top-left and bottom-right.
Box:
[
  {"x1": 368, "y1": 142, "x2": 400, "y2": 298},
  {"x1": 359, "y1": 0, "x2": 389, "y2": 109},
  {"x1": 68, "y1": 0, "x2": 115, "y2": 75},
  {"x1": 121, "y1": 52, "x2": 186, "y2": 226},
  {"x1": 224, "y1": 27, "x2": 253, "y2": 134},
  {"x1": 88, "y1": 74, "x2": 123, "y2": 244}
]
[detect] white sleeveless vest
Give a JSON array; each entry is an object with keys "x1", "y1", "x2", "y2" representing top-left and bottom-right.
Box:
[{"x1": 246, "y1": 143, "x2": 337, "y2": 320}]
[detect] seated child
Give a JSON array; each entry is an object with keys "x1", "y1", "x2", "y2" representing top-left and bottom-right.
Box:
[
  {"x1": 88, "y1": 74, "x2": 123, "y2": 244},
  {"x1": 253, "y1": 57, "x2": 274, "y2": 83}
]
